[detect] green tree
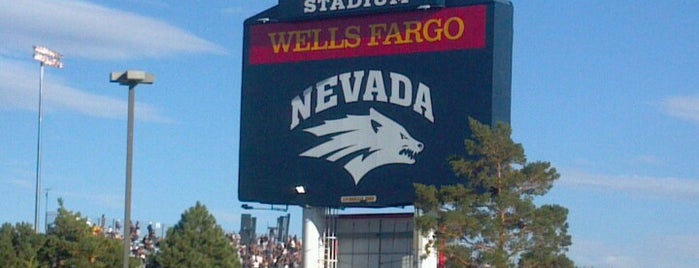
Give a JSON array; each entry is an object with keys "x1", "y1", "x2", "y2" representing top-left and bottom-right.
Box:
[
  {"x1": 38, "y1": 198, "x2": 124, "y2": 267},
  {"x1": 414, "y1": 119, "x2": 573, "y2": 267},
  {"x1": 518, "y1": 205, "x2": 574, "y2": 268},
  {"x1": 154, "y1": 202, "x2": 240, "y2": 268},
  {"x1": 0, "y1": 222, "x2": 44, "y2": 268}
]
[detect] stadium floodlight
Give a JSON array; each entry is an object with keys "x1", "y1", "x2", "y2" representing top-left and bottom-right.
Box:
[
  {"x1": 110, "y1": 70, "x2": 155, "y2": 268},
  {"x1": 32, "y1": 45, "x2": 63, "y2": 233},
  {"x1": 34, "y1": 46, "x2": 62, "y2": 58},
  {"x1": 34, "y1": 46, "x2": 64, "y2": 68}
]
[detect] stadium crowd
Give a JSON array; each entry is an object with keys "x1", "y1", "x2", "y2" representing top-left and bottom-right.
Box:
[
  {"x1": 91, "y1": 219, "x2": 301, "y2": 267},
  {"x1": 98, "y1": 220, "x2": 160, "y2": 263},
  {"x1": 235, "y1": 234, "x2": 303, "y2": 268}
]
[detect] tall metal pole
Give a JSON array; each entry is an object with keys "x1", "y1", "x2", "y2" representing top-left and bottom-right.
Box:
[
  {"x1": 44, "y1": 188, "x2": 50, "y2": 232},
  {"x1": 122, "y1": 84, "x2": 135, "y2": 268},
  {"x1": 110, "y1": 70, "x2": 154, "y2": 268},
  {"x1": 34, "y1": 63, "x2": 45, "y2": 233},
  {"x1": 32, "y1": 46, "x2": 62, "y2": 233}
]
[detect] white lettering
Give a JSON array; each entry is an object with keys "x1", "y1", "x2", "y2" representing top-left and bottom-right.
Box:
[
  {"x1": 330, "y1": 0, "x2": 346, "y2": 10},
  {"x1": 304, "y1": 0, "x2": 411, "y2": 14},
  {"x1": 347, "y1": 0, "x2": 362, "y2": 9},
  {"x1": 291, "y1": 87, "x2": 314, "y2": 129},
  {"x1": 339, "y1": 71, "x2": 365, "y2": 103},
  {"x1": 414, "y1": 83, "x2": 434, "y2": 122},
  {"x1": 290, "y1": 70, "x2": 434, "y2": 129},
  {"x1": 319, "y1": 0, "x2": 330, "y2": 11},
  {"x1": 363, "y1": 70, "x2": 388, "y2": 102},
  {"x1": 303, "y1": 0, "x2": 316, "y2": 13},
  {"x1": 316, "y1": 76, "x2": 338, "y2": 113},
  {"x1": 389, "y1": 72, "x2": 412, "y2": 107}
]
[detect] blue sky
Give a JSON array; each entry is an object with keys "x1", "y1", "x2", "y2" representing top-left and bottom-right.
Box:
[{"x1": 1, "y1": 1, "x2": 698, "y2": 267}]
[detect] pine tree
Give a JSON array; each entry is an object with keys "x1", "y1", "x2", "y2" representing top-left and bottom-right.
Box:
[
  {"x1": 414, "y1": 119, "x2": 573, "y2": 267},
  {"x1": 37, "y1": 198, "x2": 123, "y2": 267},
  {"x1": 0, "y1": 222, "x2": 44, "y2": 268},
  {"x1": 155, "y1": 202, "x2": 240, "y2": 268},
  {"x1": 518, "y1": 205, "x2": 574, "y2": 268}
]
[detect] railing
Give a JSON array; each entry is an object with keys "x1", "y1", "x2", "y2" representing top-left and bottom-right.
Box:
[{"x1": 323, "y1": 208, "x2": 339, "y2": 268}]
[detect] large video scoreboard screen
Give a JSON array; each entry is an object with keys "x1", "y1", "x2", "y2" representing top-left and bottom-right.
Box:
[{"x1": 239, "y1": 0, "x2": 513, "y2": 208}]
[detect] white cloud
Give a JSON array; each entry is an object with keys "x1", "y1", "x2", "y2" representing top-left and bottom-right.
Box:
[
  {"x1": 569, "y1": 239, "x2": 641, "y2": 268},
  {"x1": 660, "y1": 95, "x2": 699, "y2": 123},
  {"x1": 4, "y1": 178, "x2": 34, "y2": 190},
  {"x1": 558, "y1": 170, "x2": 699, "y2": 201},
  {"x1": 0, "y1": 59, "x2": 37, "y2": 111},
  {"x1": 221, "y1": 7, "x2": 247, "y2": 15},
  {"x1": 648, "y1": 235, "x2": 699, "y2": 261},
  {"x1": 0, "y1": 0, "x2": 226, "y2": 60},
  {"x1": 0, "y1": 161, "x2": 33, "y2": 190},
  {"x1": 0, "y1": 57, "x2": 171, "y2": 122},
  {"x1": 0, "y1": 0, "x2": 222, "y2": 121},
  {"x1": 58, "y1": 190, "x2": 123, "y2": 210},
  {"x1": 629, "y1": 155, "x2": 666, "y2": 167},
  {"x1": 572, "y1": 235, "x2": 699, "y2": 267},
  {"x1": 210, "y1": 208, "x2": 240, "y2": 227},
  {"x1": 49, "y1": 82, "x2": 173, "y2": 123},
  {"x1": 603, "y1": 256, "x2": 640, "y2": 268}
]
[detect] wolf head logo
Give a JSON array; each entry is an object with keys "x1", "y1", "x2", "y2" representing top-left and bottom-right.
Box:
[{"x1": 300, "y1": 108, "x2": 424, "y2": 184}]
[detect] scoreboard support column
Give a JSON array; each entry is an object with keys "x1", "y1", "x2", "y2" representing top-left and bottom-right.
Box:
[{"x1": 302, "y1": 206, "x2": 325, "y2": 268}]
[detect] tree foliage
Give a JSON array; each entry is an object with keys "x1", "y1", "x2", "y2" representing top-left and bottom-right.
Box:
[
  {"x1": 38, "y1": 198, "x2": 124, "y2": 267},
  {"x1": 0, "y1": 222, "x2": 44, "y2": 268},
  {"x1": 1, "y1": 200, "x2": 240, "y2": 268},
  {"x1": 155, "y1": 202, "x2": 240, "y2": 268},
  {"x1": 414, "y1": 119, "x2": 573, "y2": 267}
]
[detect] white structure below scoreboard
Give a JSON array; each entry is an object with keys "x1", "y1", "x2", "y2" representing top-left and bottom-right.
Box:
[{"x1": 302, "y1": 208, "x2": 438, "y2": 268}]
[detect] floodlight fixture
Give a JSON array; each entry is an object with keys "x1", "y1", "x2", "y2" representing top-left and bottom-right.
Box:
[
  {"x1": 295, "y1": 185, "x2": 306, "y2": 194},
  {"x1": 33, "y1": 46, "x2": 63, "y2": 68},
  {"x1": 34, "y1": 46, "x2": 61, "y2": 58},
  {"x1": 110, "y1": 70, "x2": 155, "y2": 85}
]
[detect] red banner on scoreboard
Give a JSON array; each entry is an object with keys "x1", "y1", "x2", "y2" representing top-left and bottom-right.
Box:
[{"x1": 248, "y1": 5, "x2": 486, "y2": 65}]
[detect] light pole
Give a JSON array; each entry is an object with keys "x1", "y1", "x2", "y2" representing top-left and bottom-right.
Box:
[
  {"x1": 32, "y1": 46, "x2": 63, "y2": 233},
  {"x1": 110, "y1": 71, "x2": 155, "y2": 268},
  {"x1": 44, "y1": 188, "x2": 50, "y2": 232}
]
